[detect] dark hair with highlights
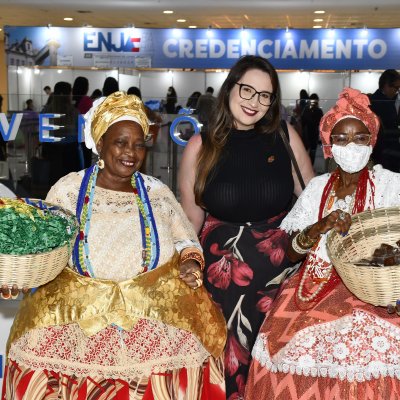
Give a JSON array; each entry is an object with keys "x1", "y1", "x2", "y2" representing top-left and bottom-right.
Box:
[{"x1": 194, "y1": 55, "x2": 282, "y2": 207}]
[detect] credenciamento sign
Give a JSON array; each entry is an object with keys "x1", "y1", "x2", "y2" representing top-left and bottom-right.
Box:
[{"x1": 4, "y1": 26, "x2": 400, "y2": 70}]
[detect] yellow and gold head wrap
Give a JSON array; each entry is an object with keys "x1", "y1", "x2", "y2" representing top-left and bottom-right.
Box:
[{"x1": 83, "y1": 91, "x2": 149, "y2": 154}]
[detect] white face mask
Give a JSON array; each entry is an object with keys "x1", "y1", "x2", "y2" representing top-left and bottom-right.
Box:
[{"x1": 331, "y1": 143, "x2": 372, "y2": 173}]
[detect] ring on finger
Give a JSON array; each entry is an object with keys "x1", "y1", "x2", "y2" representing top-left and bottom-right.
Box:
[
  {"x1": 195, "y1": 278, "x2": 203, "y2": 289},
  {"x1": 191, "y1": 270, "x2": 201, "y2": 280},
  {"x1": 0, "y1": 291, "x2": 11, "y2": 300},
  {"x1": 339, "y1": 211, "x2": 346, "y2": 221}
]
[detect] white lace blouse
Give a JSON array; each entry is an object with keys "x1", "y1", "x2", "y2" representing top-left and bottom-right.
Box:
[
  {"x1": 280, "y1": 165, "x2": 400, "y2": 263},
  {"x1": 46, "y1": 171, "x2": 201, "y2": 282}
]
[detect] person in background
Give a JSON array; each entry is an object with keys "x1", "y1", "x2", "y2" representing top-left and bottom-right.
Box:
[
  {"x1": 165, "y1": 86, "x2": 178, "y2": 114},
  {"x1": 301, "y1": 93, "x2": 324, "y2": 165},
  {"x1": 127, "y1": 86, "x2": 142, "y2": 98},
  {"x1": 42, "y1": 81, "x2": 80, "y2": 186},
  {"x1": 23, "y1": 99, "x2": 34, "y2": 111},
  {"x1": 42, "y1": 85, "x2": 53, "y2": 108},
  {"x1": 196, "y1": 87, "x2": 217, "y2": 133},
  {"x1": 370, "y1": 69, "x2": 400, "y2": 131},
  {"x1": 73, "y1": 76, "x2": 94, "y2": 168},
  {"x1": 245, "y1": 87, "x2": 400, "y2": 399},
  {"x1": 2, "y1": 92, "x2": 227, "y2": 400},
  {"x1": 102, "y1": 77, "x2": 119, "y2": 97},
  {"x1": 369, "y1": 69, "x2": 400, "y2": 170},
  {"x1": 72, "y1": 76, "x2": 93, "y2": 115},
  {"x1": 90, "y1": 88, "x2": 102, "y2": 101},
  {"x1": 43, "y1": 85, "x2": 51, "y2": 96},
  {"x1": 186, "y1": 91, "x2": 202, "y2": 110},
  {"x1": 291, "y1": 89, "x2": 309, "y2": 140},
  {"x1": 298, "y1": 89, "x2": 309, "y2": 113},
  {"x1": 22, "y1": 99, "x2": 39, "y2": 164},
  {"x1": 178, "y1": 55, "x2": 314, "y2": 398}
]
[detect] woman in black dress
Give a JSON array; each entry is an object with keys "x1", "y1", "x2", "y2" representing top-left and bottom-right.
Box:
[
  {"x1": 178, "y1": 55, "x2": 314, "y2": 398},
  {"x1": 165, "y1": 86, "x2": 178, "y2": 114}
]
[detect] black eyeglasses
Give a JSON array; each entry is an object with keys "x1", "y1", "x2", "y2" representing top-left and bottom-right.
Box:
[{"x1": 235, "y1": 83, "x2": 275, "y2": 106}]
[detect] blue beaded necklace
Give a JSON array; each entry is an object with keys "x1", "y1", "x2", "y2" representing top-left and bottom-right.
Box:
[{"x1": 72, "y1": 163, "x2": 160, "y2": 277}]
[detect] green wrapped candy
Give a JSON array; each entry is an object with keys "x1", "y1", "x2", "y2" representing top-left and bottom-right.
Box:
[{"x1": 0, "y1": 199, "x2": 76, "y2": 255}]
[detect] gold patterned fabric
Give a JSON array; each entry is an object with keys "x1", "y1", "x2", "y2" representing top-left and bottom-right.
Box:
[
  {"x1": 7, "y1": 252, "x2": 226, "y2": 358},
  {"x1": 90, "y1": 91, "x2": 149, "y2": 143}
]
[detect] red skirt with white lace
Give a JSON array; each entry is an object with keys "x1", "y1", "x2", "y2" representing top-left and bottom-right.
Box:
[
  {"x1": 245, "y1": 273, "x2": 400, "y2": 400},
  {"x1": 2, "y1": 320, "x2": 225, "y2": 400}
]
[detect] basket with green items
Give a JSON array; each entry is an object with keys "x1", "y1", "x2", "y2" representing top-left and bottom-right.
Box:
[{"x1": 0, "y1": 198, "x2": 78, "y2": 289}]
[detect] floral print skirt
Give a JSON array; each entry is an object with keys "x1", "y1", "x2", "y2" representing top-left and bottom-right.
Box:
[{"x1": 200, "y1": 212, "x2": 293, "y2": 399}]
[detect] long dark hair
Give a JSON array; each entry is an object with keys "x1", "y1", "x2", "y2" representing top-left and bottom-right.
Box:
[
  {"x1": 72, "y1": 76, "x2": 89, "y2": 107},
  {"x1": 45, "y1": 81, "x2": 77, "y2": 136},
  {"x1": 194, "y1": 55, "x2": 282, "y2": 206},
  {"x1": 102, "y1": 77, "x2": 119, "y2": 96}
]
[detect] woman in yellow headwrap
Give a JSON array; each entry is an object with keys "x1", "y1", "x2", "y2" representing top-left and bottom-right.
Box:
[{"x1": 1, "y1": 92, "x2": 226, "y2": 400}]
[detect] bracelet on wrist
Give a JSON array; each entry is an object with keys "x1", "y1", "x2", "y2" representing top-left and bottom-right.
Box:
[
  {"x1": 297, "y1": 226, "x2": 320, "y2": 249},
  {"x1": 180, "y1": 251, "x2": 205, "y2": 271},
  {"x1": 291, "y1": 233, "x2": 310, "y2": 254}
]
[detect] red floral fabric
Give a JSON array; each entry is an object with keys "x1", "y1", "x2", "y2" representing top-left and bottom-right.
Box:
[{"x1": 201, "y1": 213, "x2": 293, "y2": 398}]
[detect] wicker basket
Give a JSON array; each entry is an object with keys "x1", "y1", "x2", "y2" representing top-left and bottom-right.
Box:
[
  {"x1": 0, "y1": 198, "x2": 78, "y2": 289},
  {"x1": 326, "y1": 206, "x2": 400, "y2": 307}
]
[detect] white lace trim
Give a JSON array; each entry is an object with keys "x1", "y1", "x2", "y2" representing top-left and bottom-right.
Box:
[
  {"x1": 252, "y1": 310, "x2": 400, "y2": 382},
  {"x1": 46, "y1": 172, "x2": 201, "y2": 281},
  {"x1": 280, "y1": 165, "x2": 400, "y2": 236},
  {"x1": 9, "y1": 320, "x2": 210, "y2": 380}
]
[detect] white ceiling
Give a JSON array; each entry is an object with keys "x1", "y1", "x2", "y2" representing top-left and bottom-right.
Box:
[{"x1": 0, "y1": 0, "x2": 399, "y2": 36}]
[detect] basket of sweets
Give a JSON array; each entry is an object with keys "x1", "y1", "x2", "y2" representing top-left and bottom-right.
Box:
[
  {"x1": 0, "y1": 198, "x2": 78, "y2": 289},
  {"x1": 326, "y1": 206, "x2": 400, "y2": 307}
]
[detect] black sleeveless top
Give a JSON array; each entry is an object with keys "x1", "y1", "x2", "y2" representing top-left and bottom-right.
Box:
[{"x1": 202, "y1": 126, "x2": 294, "y2": 223}]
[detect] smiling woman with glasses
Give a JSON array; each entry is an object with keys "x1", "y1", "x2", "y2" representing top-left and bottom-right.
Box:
[{"x1": 178, "y1": 55, "x2": 314, "y2": 398}]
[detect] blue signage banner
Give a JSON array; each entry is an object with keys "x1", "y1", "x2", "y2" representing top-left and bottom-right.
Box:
[{"x1": 4, "y1": 26, "x2": 400, "y2": 70}]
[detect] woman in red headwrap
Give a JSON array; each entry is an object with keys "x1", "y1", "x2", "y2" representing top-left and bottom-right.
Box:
[{"x1": 244, "y1": 87, "x2": 400, "y2": 399}]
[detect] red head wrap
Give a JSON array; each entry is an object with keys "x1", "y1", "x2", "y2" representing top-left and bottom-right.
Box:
[{"x1": 319, "y1": 87, "x2": 380, "y2": 158}]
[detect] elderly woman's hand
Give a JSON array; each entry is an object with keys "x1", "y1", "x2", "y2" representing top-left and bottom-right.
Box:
[
  {"x1": 179, "y1": 260, "x2": 203, "y2": 289},
  {"x1": 1, "y1": 284, "x2": 29, "y2": 300},
  {"x1": 308, "y1": 209, "x2": 352, "y2": 238}
]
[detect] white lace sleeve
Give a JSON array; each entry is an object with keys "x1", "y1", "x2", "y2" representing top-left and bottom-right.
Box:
[
  {"x1": 163, "y1": 185, "x2": 202, "y2": 253},
  {"x1": 280, "y1": 173, "x2": 330, "y2": 234},
  {"x1": 372, "y1": 165, "x2": 400, "y2": 208}
]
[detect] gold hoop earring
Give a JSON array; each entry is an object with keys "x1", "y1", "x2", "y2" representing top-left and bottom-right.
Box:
[{"x1": 98, "y1": 158, "x2": 105, "y2": 169}]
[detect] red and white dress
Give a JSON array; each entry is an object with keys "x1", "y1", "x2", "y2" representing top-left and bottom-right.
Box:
[{"x1": 245, "y1": 165, "x2": 400, "y2": 400}]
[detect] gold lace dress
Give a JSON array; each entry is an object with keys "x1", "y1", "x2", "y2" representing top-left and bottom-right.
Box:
[{"x1": 2, "y1": 172, "x2": 226, "y2": 400}]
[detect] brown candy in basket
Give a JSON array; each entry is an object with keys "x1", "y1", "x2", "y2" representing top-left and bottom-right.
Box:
[{"x1": 354, "y1": 241, "x2": 400, "y2": 267}]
